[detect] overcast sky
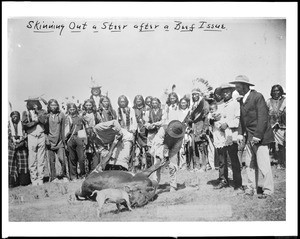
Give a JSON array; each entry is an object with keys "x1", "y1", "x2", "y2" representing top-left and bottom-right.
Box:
[{"x1": 8, "y1": 18, "x2": 286, "y2": 112}]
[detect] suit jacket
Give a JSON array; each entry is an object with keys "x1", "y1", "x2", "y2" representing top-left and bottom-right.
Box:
[{"x1": 238, "y1": 90, "x2": 274, "y2": 145}]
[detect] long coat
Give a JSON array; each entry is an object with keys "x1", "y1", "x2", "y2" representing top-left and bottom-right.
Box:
[{"x1": 238, "y1": 90, "x2": 274, "y2": 145}]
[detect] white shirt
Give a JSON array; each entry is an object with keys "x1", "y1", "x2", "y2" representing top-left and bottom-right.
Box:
[
  {"x1": 242, "y1": 89, "x2": 251, "y2": 103},
  {"x1": 118, "y1": 107, "x2": 137, "y2": 132},
  {"x1": 162, "y1": 104, "x2": 179, "y2": 124},
  {"x1": 92, "y1": 95, "x2": 101, "y2": 107},
  {"x1": 221, "y1": 98, "x2": 240, "y2": 144},
  {"x1": 210, "y1": 97, "x2": 240, "y2": 147},
  {"x1": 177, "y1": 108, "x2": 190, "y2": 122},
  {"x1": 209, "y1": 102, "x2": 226, "y2": 148}
]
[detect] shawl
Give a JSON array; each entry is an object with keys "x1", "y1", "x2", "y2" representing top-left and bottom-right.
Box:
[{"x1": 9, "y1": 119, "x2": 23, "y2": 137}]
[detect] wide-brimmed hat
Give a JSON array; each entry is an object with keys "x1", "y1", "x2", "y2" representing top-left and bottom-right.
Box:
[
  {"x1": 90, "y1": 85, "x2": 102, "y2": 89},
  {"x1": 166, "y1": 120, "x2": 185, "y2": 139},
  {"x1": 24, "y1": 97, "x2": 40, "y2": 102},
  {"x1": 229, "y1": 75, "x2": 255, "y2": 86},
  {"x1": 90, "y1": 77, "x2": 102, "y2": 89},
  {"x1": 220, "y1": 83, "x2": 236, "y2": 90}
]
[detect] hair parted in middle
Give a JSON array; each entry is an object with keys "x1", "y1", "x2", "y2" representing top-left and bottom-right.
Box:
[
  {"x1": 66, "y1": 102, "x2": 78, "y2": 113},
  {"x1": 133, "y1": 95, "x2": 145, "y2": 109},
  {"x1": 179, "y1": 96, "x2": 190, "y2": 110},
  {"x1": 166, "y1": 92, "x2": 179, "y2": 106},
  {"x1": 118, "y1": 95, "x2": 129, "y2": 108},
  {"x1": 47, "y1": 99, "x2": 60, "y2": 113},
  {"x1": 82, "y1": 98, "x2": 97, "y2": 113}
]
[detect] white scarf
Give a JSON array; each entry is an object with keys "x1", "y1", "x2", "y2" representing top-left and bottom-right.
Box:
[{"x1": 9, "y1": 119, "x2": 23, "y2": 137}]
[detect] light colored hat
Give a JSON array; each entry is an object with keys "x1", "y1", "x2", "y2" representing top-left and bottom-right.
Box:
[
  {"x1": 24, "y1": 97, "x2": 39, "y2": 102},
  {"x1": 191, "y1": 88, "x2": 201, "y2": 94},
  {"x1": 229, "y1": 75, "x2": 255, "y2": 86},
  {"x1": 90, "y1": 77, "x2": 102, "y2": 89},
  {"x1": 90, "y1": 84, "x2": 102, "y2": 89},
  {"x1": 166, "y1": 120, "x2": 185, "y2": 139},
  {"x1": 220, "y1": 83, "x2": 236, "y2": 90}
]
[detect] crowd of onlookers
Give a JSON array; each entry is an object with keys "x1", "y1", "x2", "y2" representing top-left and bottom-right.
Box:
[{"x1": 8, "y1": 75, "x2": 286, "y2": 198}]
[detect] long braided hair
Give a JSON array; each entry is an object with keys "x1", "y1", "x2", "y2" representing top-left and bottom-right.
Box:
[
  {"x1": 99, "y1": 96, "x2": 116, "y2": 121},
  {"x1": 117, "y1": 95, "x2": 131, "y2": 129}
]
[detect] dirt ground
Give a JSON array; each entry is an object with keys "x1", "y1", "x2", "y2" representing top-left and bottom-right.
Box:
[{"x1": 8, "y1": 165, "x2": 286, "y2": 222}]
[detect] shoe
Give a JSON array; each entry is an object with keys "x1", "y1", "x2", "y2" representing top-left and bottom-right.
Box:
[
  {"x1": 214, "y1": 181, "x2": 229, "y2": 190},
  {"x1": 32, "y1": 181, "x2": 38, "y2": 186},
  {"x1": 199, "y1": 167, "x2": 207, "y2": 173},
  {"x1": 37, "y1": 180, "x2": 44, "y2": 186},
  {"x1": 206, "y1": 165, "x2": 212, "y2": 170},
  {"x1": 62, "y1": 177, "x2": 69, "y2": 183},
  {"x1": 180, "y1": 164, "x2": 187, "y2": 170},
  {"x1": 244, "y1": 188, "x2": 254, "y2": 196},
  {"x1": 51, "y1": 178, "x2": 60, "y2": 183},
  {"x1": 277, "y1": 164, "x2": 285, "y2": 170},
  {"x1": 258, "y1": 193, "x2": 272, "y2": 199},
  {"x1": 234, "y1": 187, "x2": 245, "y2": 195}
]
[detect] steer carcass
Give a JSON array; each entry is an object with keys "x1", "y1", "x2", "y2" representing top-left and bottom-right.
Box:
[{"x1": 75, "y1": 160, "x2": 165, "y2": 207}]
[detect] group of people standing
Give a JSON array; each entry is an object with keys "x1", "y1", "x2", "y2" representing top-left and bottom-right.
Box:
[{"x1": 8, "y1": 75, "x2": 286, "y2": 199}]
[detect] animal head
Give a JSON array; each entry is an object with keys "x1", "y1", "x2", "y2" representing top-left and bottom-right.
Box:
[
  {"x1": 129, "y1": 189, "x2": 147, "y2": 207},
  {"x1": 127, "y1": 186, "x2": 156, "y2": 207}
]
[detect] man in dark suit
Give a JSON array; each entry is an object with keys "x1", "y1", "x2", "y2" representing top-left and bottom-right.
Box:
[{"x1": 230, "y1": 75, "x2": 274, "y2": 199}]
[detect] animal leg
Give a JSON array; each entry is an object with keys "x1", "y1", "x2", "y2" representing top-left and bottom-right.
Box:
[
  {"x1": 123, "y1": 194, "x2": 133, "y2": 211},
  {"x1": 96, "y1": 208, "x2": 102, "y2": 217},
  {"x1": 125, "y1": 199, "x2": 133, "y2": 211},
  {"x1": 96, "y1": 196, "x2": 105, "y2": 217},
  {"x1": 116, "y1": 203, "x2": 121, "y2": 212}
]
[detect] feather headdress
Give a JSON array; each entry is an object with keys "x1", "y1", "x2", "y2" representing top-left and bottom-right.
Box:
[{"x1": 192, "y1": 78, "x2": 213, "y2": 97}]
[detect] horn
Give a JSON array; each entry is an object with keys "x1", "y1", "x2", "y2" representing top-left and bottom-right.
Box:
[{"x1": 137, "y1": 157, "x2": 168, "y2": 178}]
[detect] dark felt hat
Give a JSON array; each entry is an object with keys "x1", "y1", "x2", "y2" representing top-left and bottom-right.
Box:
[{"x1": 166, "y1": 120, "x2": 185, "y2": 139}]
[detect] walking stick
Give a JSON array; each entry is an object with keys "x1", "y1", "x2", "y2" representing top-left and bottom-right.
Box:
[{"x1": 129, "y1": 130, "x2": 138, "y2": 172}]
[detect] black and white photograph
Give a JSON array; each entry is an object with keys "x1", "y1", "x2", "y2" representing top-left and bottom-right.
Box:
[{"x1": 2, "y1": 2, "x2": 298, "y2": 237}]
